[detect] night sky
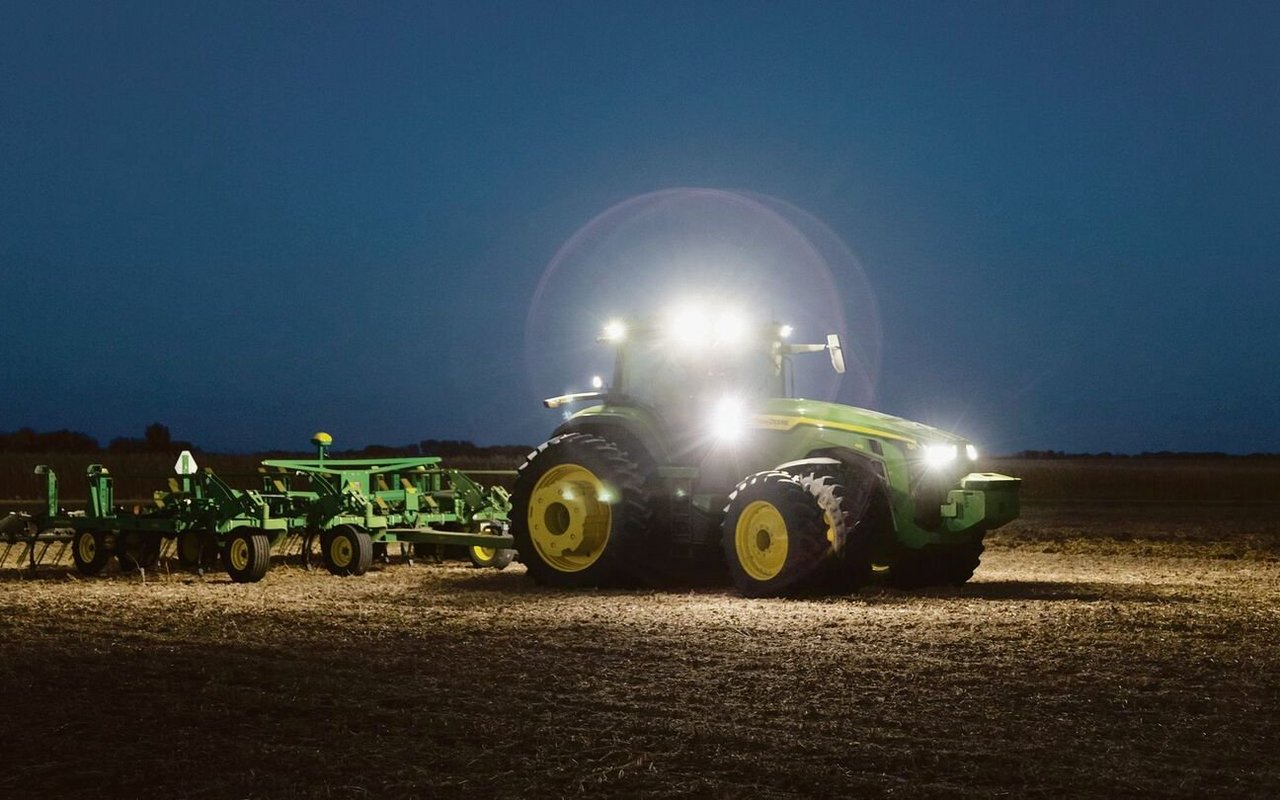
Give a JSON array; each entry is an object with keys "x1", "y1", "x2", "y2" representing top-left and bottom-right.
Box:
[{"x1": 2, "y1": 2, "x2": 1276, "y2": 454}]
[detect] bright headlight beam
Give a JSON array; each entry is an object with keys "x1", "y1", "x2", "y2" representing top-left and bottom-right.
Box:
[
  {"x1": 923, "y1": 443, "x2": 958, "y2": 468},
  {"x1": 602, "y1": 320, "x2": 626, "y2": 341},
  {"x1": 966, "y1": 444, "x2": 979, "y2": 461},
  {"x1": 717, "y1": 310, "x2": 748, "y2": 343},
  {"x1": 668, "y1": 306, "x2": 710, "y2": 345},
  {"x1": 709, "y1": 396, "x2": 747, "y2": 441}
]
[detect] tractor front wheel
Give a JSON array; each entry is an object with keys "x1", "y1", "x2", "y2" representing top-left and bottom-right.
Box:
[
  {"x1": 322, "y1": 525, "x2": 373, "y2": 577},
  {"x1": 721, "y1": 471, "x2": 833, "y2": 598},
  {"x1": 511, "y1": 433, "x2": 650, "y2": 587},
  {"x1": 223, "y1": 528, "x2": 271, "y2": 583},
  {"x1": 889, "y1": 541, "x2": 985, "y2": 589}
]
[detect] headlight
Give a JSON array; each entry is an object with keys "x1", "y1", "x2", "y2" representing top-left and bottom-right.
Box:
[
  {"x1": 922, "y1": 443, "x2": 958, "y2": 468},
  {"x1": 966, "y1": 444, "x2": 979, "y2": 461},
  {"x1": 709, "y1": 396, "x2": 747, "y2": 441},
  {"x1": 668, "y1": 307, "x2": 711, "y2": 345},
  {"x1": 602, "y1": 320, "x2": 627, "y2": 342}
]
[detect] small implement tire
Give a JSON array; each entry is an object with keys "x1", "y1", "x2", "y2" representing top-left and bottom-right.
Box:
[
  {"x1": 223, "y1": 528, "x2": 271, "y2": 583},
  {"x1": 71, "y1": 530, "x2": 114, "y2": 576},
  {"x1": 511, "y1": 433, "x2": 651, "y2": 588},
  {"x1": 116, "y1": 531, "x2": 161, "y2": 574},
  {"x1": 322, "y1": 525, "x2": 373, "y2": 577},
  {"x1": 467, "y1": 544, "x2": 515, "y2": 570},
  {"x1": 175, "y1": 531, "x2": 215, "y2": 570},
  {"x1": 721, "y1": 471, "x2": 832, "y2": 598}
]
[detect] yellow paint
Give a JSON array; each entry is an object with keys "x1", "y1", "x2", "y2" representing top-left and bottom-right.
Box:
[
  {"x1": 749, "y1": 414, "x2": 917, "y2": 446},
  {"x1": 734, "y1": 500, "x2": 788, "y2": 581},
  {"x1": 527, "y1": 463, "x2": 611, "y2": 573},
  {"x1": 229, "y1": 538, "x2": 250, "y2": 571},
  {"x1": 330, "y1": 533, "x2": 353, "y2": 568}
]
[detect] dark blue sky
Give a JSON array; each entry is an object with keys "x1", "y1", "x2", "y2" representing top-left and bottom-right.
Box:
[{"x1": 2, "y1": 2, "x2": 1276, "y2": 454}]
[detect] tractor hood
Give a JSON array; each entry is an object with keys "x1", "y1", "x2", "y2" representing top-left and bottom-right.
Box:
[{"x1": 749, "y1": 397, "x2": 968, "y2": 452}]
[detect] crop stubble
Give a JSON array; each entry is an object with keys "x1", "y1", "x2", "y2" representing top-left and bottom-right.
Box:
[{"x1": 1, "y1": 504, "x2": 1278, "y2": 799}]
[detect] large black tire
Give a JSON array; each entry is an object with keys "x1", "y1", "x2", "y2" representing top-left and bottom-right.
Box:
[
  {"x1": 71, "y1": 530, "x2": 114, "y2": 576},
  {"x1": 797, "y1": 474, "x2": 873, "y2": 593},
  {"x1": 223, "y1": 528, "x2": 271, "y2": 583},
  {"x1": 116, "y1": 531, "x2": 161, "y2": 574},
  {"x1": 321, "y1": 525, "x2": 373, "y2": 577},
  {"x1": 721, "y1": 471, "x2": 833, "y2": 598},
  {"x1": 888, "y1": 540, "x2": 985, "y2": 589},
  {"x1": 511, "y1": 433, "x2": 651, "y2": 588}
]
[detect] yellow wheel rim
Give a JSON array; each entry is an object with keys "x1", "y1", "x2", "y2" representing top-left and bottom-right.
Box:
[
  {"x1": 330, "y1": 534, "x2": 353, "y2": 568},
  {"x1": 527, "y1": 463, "x2": 612, "y2": 573},
  {"x1": 77, "y1": 532, "x2": 96, "y2": 563},
  {"x1": 735, "y1": 500, "x2": 789, "y2": 581},
  {"x1": 229, "y1": 538, "x2": 249, "y2": 571},
  {"x1": 471, "y1": 545, "x2": 496, "y2": 563}
]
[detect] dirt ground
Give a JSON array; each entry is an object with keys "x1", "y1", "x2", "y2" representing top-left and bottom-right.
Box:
[{"x1": 2, "y1": 504, "x2": 1278, "y2": 799}]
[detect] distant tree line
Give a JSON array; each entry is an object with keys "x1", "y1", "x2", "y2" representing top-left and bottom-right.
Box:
[
  {"x1": 0, "y1": 427, "x2": 531, "y2": 458},
  {"x1": 0, "y1": 424, "x2": 194, "y2": 453},
  {"x1": 1009, "y1": 450, "x2": 1279, "y2": 459},
  {"x1": 331, "y1": 440, "x2": 532, "y2": 458}
]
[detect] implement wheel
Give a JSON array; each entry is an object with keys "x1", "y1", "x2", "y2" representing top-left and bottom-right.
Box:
[
  {"x1": 322, "y1": 525, "x2": 373, "y2": 577},
  {"x1": 175, "y1": 531, "x2": 216, "y2": 570},
  {"x1": 116, "y1": 531, "x2": 161, "y2": 574},
  {"x1": 223, "y1": 528, "x2": 271, "y2": 583},
  {"x1": 721, "y1": 471, "x2": 832, "y2": 598},
  {"x1": 71, "y1": 530, "x2": 114, "y2": 576},
  {"x1": 511, "y1": 433, "x2": 651, "y2": 587},
  {"x1": 468, "y1": 544, "x2": 515, "y2": 570}
]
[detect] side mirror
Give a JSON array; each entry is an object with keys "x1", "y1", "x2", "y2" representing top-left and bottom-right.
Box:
[{"x1": 827, "y1": 334, "x2": 846, "y2": 374}]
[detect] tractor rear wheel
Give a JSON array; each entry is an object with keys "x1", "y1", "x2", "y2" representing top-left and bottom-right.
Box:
[
  {"x1": 223, "y1": 528, "x2": 271, "y2": 583},
  {"x1": 511, "y1": 433, "x2": 651, "y2": 588},
  {"x1": 71, "y1": 530, "x2": 114, "y2": 576},
  {"x1": 721, "y1": 471, "x2": 833, "y2": 598},
  {"x1": 322, "y1": 525, "x2": 373, "y2": 576}
]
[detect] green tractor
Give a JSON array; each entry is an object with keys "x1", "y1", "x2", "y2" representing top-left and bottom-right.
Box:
[{"x1": 511, "y1": 311, "x2": 1021, "y2": 597}]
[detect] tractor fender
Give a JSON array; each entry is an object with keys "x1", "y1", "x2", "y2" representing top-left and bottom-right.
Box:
[
  {"x1": 553, "y1": 413, "x2": 667, "y2": 468},
  {"x1": 780, "y1": 448, "x2": 889, "y2": 487}
]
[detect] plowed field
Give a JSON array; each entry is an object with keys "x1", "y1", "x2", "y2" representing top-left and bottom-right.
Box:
[{"x1": 2, "y1": 504, "x2": 1278, "y2": 798}]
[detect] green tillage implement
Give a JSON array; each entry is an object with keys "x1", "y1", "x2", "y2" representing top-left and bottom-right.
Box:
[
  {"x1": 27, "y1": 461, "x2": 290, "y2": 582},
  {"x1": 259, "y1": 433, "x2": 515, "y2": 576},
  {"x1": 14, "y1": 435, "x2": 515, "y2": 583}
]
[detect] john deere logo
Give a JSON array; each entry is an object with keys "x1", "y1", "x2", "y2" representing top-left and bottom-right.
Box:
[{"x1": 750, "y1": 415, "x2": 797, "y2": 431}]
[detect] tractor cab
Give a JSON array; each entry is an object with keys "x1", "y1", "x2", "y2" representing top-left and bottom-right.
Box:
[{"x1": 544, "y1": 310, "x2": 845, "y2": 445}]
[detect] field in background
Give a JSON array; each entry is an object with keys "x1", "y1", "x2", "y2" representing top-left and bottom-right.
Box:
[{"x1": 3, "y1": 452, "x2": 1278, "y2": 512}]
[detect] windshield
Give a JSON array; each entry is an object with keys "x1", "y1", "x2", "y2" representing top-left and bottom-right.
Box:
[{"x1": 616, "y1": 334, "x2": 782, "y2": 411}]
